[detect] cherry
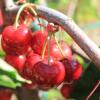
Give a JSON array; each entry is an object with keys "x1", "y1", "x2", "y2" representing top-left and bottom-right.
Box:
[
  {"x1": 32, "y1": 60, "x2": 65, "y2": 90},
  {"x1": 61, "y1": 59, "x2": 83, "y2": 82},
  {"x1": 31, "y1": 30, "x2": 54, "y2": 55},
  {"x1": 51, "y1": 41, "x2": 72, "y2": 61},
  {"x1": 5, "y1": 54, "x2": 26, "y2": 74},
  {"x1": 23, "y1": 52, "x2": 41, "y2": 79},
  {"x1": 0, "y1": 89, "x2": 12, "y2": 100},
  {"x1": 60, "y1": 84, "x2": 73, "y2": 98},
  {"x1": 1, "y1": 39, "x2": 30, "y2": 55},
  {"x1": 1, "y1": 25, "x2": 32, "y2": 55}
]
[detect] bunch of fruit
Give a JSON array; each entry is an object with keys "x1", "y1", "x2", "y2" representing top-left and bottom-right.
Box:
[
  {"x1": 1, "y1": 22, "x2": 83, "y2": 91},
  {"x1": 1, "y1": 4, "x2": 83, "y2": 97}
]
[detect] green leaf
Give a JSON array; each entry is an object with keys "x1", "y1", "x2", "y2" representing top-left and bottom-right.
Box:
[
  {"x1": 47, "y1": 89, "x2": 64, "y2": 100},
  {"x1": 0, "y1": 58, "x2": 31, "y2": 83},
  {"x1": 0, "y1": 74, "x2": 21, "y2": 88},
  {"x1": 0, "y1": 51, "x2": 5, "y2": 57},
  {"x1": 71, "y1": 62, "x2": 100, "y2": 100}
]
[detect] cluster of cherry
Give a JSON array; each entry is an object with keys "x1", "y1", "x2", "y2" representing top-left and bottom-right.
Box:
[{"x1": 1, "y1": 23, "x2": 83, "y2": 92}]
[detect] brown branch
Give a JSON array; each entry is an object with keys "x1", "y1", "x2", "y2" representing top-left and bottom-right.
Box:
[{"x1": 4, "y1": 3, "x2": 100, "y2": 69}]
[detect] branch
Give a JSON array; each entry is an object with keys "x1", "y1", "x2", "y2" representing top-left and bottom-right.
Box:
[
  {"x1": 36, "y1": 6, "x2": 100, "y2": 69},
  {"x1": 5, "y1": 4, "x2": 100, "y2": 69}
]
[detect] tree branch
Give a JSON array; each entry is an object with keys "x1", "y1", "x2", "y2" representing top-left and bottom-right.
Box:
[
  {"x1": 36, "y1": 6, "x2": 100, "y2": 69},
  {"x1": 4, "y1": 3, "x2": 100, "y2": 69}
]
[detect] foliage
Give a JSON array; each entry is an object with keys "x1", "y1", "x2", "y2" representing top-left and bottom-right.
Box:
[{"x1": 0, "y1": 58, "x2": 31, "y2": 89}]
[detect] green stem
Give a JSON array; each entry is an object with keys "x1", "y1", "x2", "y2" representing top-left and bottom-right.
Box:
[
  {"x1": 14, "y1": 3, "x2": 37, "y2": 28},
  {"x1": 53, "y1": 34, "x2": 65, "y2": 57},
  {"x1": 47, "y1": 33, "x2": 51, "y2": 65},
  {"x1": 41, "y1": 38, "x2": 47, "y2": 60}
]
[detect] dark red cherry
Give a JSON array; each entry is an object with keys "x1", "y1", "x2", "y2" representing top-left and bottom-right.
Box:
[
  {"x1": 5, "y1": 54, "x2": 26, "y2": 74},
  {"x1": 23, "y1": 52, "x2": 41, "y2": 79},
  {"x1": 51, "y1": 41, "x2": 72, "y2": 60},
  {"x1": 1, "y1": 25, "x2": 32, "y2": 55},
  {"x1": 31, "y1": 30, "x2": 54, "y2": 55},
  {"x1": 60, "y1": 84, "x2": 73, "y2": 98},
  {"x1": 32, "y1": 61, "x2": 65, "y2": 90},
  {"x1": 71, "y1": 60, "x2": 83, "y2": 80},
  {"x1": 61, "y1": 59, "x2": 83, "y2": 82},
  {"x1": 0, "y1": 89, "x2": 12, "y2": 100}
]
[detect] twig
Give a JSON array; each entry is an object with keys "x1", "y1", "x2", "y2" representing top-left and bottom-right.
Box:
[
  {"x1": 86, "y1": 80, "x2": 100, "y2": 100},
  {"x1": 4, "y1": 2, "x2": 100, "y2": 69},
  {"x1": 36, "y1": 6, "x2": 100, "y2": 69}
]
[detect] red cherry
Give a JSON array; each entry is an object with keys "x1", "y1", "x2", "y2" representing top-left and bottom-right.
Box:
[
  {"x1": 1, "y1": 39, "x2": 30, "y2": 55},
  {"x1": 5, "y1": 54, "x2": 26, "y2": 74},
  {"x1": 60, "y1": 84, "x2": 73, "y2": 98},
  {"x1": 1, "y1": 25, "x2": 32, "y2": 55},
  {"x1": 32, "y1": 61, "x2": 65, "y2": 90},
  {"x1": 51, "y1": 41, "x2": 72, "y2": 60},
  {"x1": 31, "y1": 30, "x2": 54, "y2": 55},
  {"x1": 61, "y1": 59, "x2": 83, "y2": 82},
  {"x1": 71, "y1": 60, "x2": 83, "y2": 80},
  {"x1": 0, "y1": 89, "x2": 12, "y2": 100},
  {"x1": 23, "y1": 52, "x2": 41, "y2": 79}
]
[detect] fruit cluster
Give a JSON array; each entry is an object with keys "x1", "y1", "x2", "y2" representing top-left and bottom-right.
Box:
[{"x1": 1, "y1": 23, "x2": 83, "y2": 91}]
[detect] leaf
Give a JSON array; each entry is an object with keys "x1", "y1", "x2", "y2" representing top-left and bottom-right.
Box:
[
  {"x1": 47, "y1": 89, "x2": 64, "y2": 100},
  {"x1": 0, "y1": 58, "x2": 31, "y2": 83},
  {"x1": 70, "y1": 62, "x2": 100, "y2": 100},
  {"x1": 0, "y1": 74, "x2": 21, "y2": 88},
  {"x1": 0, "y1": 51, "x2": 5, "y2": 57}
]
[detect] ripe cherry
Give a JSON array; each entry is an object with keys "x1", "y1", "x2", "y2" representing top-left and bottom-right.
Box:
[
  {"x1": 61, "y1": 59, "x2": 83, "y2": 82},
  {"x1": 32, "y1": 60, "x2": 65, "y2": 90},
  {"x1": 60, "y1": 84, "x2": 73, "y2": 98},
  {"x1": 51, "y1": 41, "x2": 72, "y2": 61},
  {"x1": 5, "y1": 54, "x2": 26, "y2": 74},
  {"x1": 23, "y1": 52, "x2": 41, "y2": 79},
  {"x1": 1, "y1": 25, "x2": 32, "y2": 55},
  {"x1": 31, "y1": 30, "x2": 54, "y2": 55},
  {"x1": 1, "y1": 39, "x2": 30, "y2": 55},
  {"x1": 0, "y1": 89, "x2": 12, "y2": 100}
]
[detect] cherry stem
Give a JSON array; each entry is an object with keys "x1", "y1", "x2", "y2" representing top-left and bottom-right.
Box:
[
  {"x1": 53, "y1": 34, "x2": 65, "y2": 57},
  {"x1": 41, "y1": 38, "x2": 47, "y2": 60},
  {"x1": 14, "y1": 3, "x2": 37, "y2": 28},
  {"x1": 86, "y1": 80, "x2": 100, "y2": 100},
  {"x1": 47, "y1": 33, "x2": 51, "y2": 65}
]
